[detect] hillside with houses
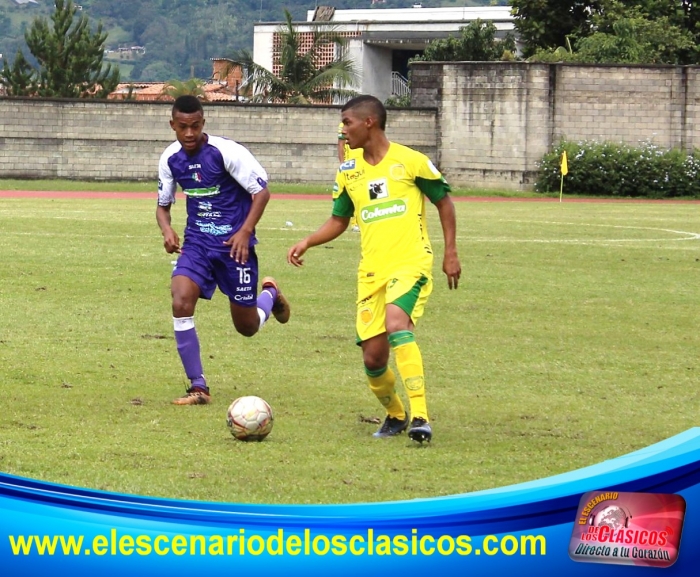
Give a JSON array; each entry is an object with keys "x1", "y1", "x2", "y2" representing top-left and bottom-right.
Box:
[{"x1": 0, "y1": 0, "x2": 506, "y2": 81}]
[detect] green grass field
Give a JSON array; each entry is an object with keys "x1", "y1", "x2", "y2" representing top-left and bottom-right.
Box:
[
  {"x1": 0, "y1": 178, "x2": 556, "y2": 198},
  {"x1": 0, "y1": 193, "x2": 699, "y2": 505}
]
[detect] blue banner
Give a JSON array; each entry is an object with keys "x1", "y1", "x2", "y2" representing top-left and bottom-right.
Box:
[{"x1": 2, "y1": 428, "x2": 700, "y2": 575}]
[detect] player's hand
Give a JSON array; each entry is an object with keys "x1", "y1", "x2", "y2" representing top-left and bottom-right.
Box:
[
  {"x1": 287, "y1": 241, "x2": 309, "y2": 267},
  {"x1": 162, "y1": 228, "x2": 181, "y2": 254},
  {"x1": 443, "y1": 252, "x2": 461, "y2": 290},
  {"x1": 224, "y1": 230, "x2": 251, "y2": 264}
]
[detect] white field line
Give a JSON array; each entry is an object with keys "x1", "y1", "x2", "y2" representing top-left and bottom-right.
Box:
[
  {"x1": 2, "y1": 222, "x2": 700, "y2": 245},
  {"x1": 460, "y1": 221, "x2": 700, "y2": 244}
]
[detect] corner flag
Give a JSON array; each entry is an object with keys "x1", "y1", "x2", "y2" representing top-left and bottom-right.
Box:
[{"x1": 559, "y1": 150, "x2": 568, "y2": 202}]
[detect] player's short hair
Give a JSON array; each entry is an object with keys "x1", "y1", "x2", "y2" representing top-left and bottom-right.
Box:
[
  {"x1": 172, "y1": 95, "x2": 203, "y2": 116},
  {"x1": 342, "y1": 95, "x2": 386, "y2": 130}
]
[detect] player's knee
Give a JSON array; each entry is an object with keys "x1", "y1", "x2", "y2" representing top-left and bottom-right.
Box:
[
  {"x1": 364, "y1": 359, "x2": 384, "y2": 373},
  {"x1": 234, "y1": 324, "x2": 258, "y2": 338},
  {"x1": 172, "y1": 297, "x2": 194, "y2": 318},
  {"x1": 385, "y1": 318, "x2": 412, "y2": 335},
  {"x1": 363, "y1": 351, "x2": 388, "y2": 372},
  {"x1": 233, "y1": 319, "x2": 258, "y2": 337}
]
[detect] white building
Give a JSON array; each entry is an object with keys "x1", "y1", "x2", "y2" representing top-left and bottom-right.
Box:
[{"x1": 252, "y1": 4, "x2": 515, "y2": 102}]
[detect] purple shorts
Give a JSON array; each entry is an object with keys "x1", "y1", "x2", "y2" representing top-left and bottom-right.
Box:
[{"x1": 172, "y1": 244, "x2": 259, "y2": 306}]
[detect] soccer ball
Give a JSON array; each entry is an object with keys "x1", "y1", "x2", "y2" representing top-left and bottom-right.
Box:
[{"x1": 226, "y1": 396, "x2": 274, "y2": 441}]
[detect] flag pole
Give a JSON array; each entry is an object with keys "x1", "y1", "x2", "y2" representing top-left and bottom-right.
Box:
[{"x1": 560, "y1": 173, "x2": 564, "y2": 203}]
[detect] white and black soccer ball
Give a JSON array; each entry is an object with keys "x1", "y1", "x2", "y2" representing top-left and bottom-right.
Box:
[{"x1": 226, "y1": 396, "x2": 274, "y2": 441}]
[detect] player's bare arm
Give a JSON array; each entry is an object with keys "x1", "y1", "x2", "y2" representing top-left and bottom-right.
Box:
[
  {"x1": 224, "y1": 187, "x2": 271, "y2": 264},
  {"x1": 156, "y1": 204, "x2": 181, "y2": 254},
  {"x1": 434, "y1": 196, "x2": 461, "y2": 289},
  {"x1": 287, "y1": 215, "x2": 349, "y2": 267}
]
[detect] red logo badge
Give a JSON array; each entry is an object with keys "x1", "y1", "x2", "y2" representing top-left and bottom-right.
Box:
[{"x1": 569, "y1": 491, "x2": 685, "y2": 568}]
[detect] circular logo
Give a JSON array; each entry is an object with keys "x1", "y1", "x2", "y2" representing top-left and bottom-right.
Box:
[
  {"x1": 360, "y1": 308, "x2": 373, "y2": 325},
  {"x1": 405, "y1": 376, "x2": 424, "y2": 391}
]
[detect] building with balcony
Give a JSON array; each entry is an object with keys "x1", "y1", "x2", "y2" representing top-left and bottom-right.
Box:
[{"x1": 251, "y1": 4, "x2": 515, "y2": 102}]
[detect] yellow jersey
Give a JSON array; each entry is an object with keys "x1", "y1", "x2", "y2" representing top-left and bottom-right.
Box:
[{"x1": 332, "y1": 142, "x2": 450, "y2": 280}]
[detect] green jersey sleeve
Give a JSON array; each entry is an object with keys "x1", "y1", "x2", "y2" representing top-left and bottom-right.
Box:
[
  {"x1": 331, "y1": 168, "x2": 354, "y2": 217},
  {"x1": 414, "y1": 156, "x2": 451, "y2": 203},
  {"x1": 332, "y1": 189, "x2": 354, "y2": 218}
]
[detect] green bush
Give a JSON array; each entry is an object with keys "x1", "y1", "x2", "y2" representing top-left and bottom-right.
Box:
[{"x1": 536, "y1": 140, "x2": 700, "y2": 198}]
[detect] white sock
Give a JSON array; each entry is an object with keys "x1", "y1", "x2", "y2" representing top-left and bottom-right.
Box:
[{"x1": 173, "y1": 316, "x2": 195, "y2": 331}]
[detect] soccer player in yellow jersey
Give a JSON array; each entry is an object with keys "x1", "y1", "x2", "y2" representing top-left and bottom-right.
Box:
[{"x1": 289, "y1": 95, "x2": 461, "y2": 443}]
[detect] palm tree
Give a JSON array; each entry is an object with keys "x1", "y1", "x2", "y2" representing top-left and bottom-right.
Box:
[
  {"x1": 225, "y1": 9, "x2": 357, "y2": 104},
  {"x1": 161, "y1": 78, "x2": 207, "y2": 101}
]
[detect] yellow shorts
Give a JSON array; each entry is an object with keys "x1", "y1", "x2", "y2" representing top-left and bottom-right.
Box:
[{"x1": 356, "y1": 273, "x2": 433, "y2": 343}]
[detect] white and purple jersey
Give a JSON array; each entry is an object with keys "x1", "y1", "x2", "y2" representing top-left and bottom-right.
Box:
[{"x1": 157, "y1": 135, "x2": 268, "y2": 251}]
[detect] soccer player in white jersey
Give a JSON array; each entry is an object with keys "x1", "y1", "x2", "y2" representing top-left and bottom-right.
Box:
[
  {"x1": 156, "y1": 95, "x2": 290, "y2": 405},
  {"x1": 288, "y1": 95, "x2": 461, "y2": 443}
]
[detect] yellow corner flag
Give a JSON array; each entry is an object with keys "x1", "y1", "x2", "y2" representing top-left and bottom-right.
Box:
[{"x1": 559, "y1": 150, "x2": 568, "y2": 202}]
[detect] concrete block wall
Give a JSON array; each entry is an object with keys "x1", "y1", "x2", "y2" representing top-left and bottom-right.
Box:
[
  {"x1": 0, "y1": 98, "x2": 437, "y2": 187},
  {"x1": 431, "y1": 62, "x2": 552, "y2": 189},
  {"x1": 551, "y1": 65, "x2": 688, "y2": 149},
  {"x1": 411, "y1": 62, "x2": 700, "y2": 189},
  {"x1": 4, "y1": 63, "x2": 700, "y2": 190}
]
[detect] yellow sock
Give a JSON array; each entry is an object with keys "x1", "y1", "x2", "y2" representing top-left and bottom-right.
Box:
[
  {"x1": 365, "y1": 366, "x2": 405, "y2": 419},
  {"x1": 390, "y1": 331, "x2": 428, "y2": 422}
]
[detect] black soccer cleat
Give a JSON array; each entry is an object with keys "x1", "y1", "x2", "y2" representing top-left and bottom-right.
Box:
[
  {"x1": 373, "y1": 414, "x2": 409, "y2": 438},
  {"x1": 408, "y1": 417, "x2": 432, "y2": 443}
]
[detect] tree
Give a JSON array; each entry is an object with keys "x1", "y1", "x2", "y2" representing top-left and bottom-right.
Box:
[
  {"x1": 136, "y1": 60, "x2": 182, "y2": 83},
  {"x1": 615, "y1": 0, "x2": 699, "y2": 29},
  {"x1": 590, "y1": 1, "x2": 699, "y2": 64},
  {"x1": 510, "y1": 0, "x2": 606, "y2": 57},
  {"x1": 225, "y1": 9, "x2": 357, "y2": 104},
  {"x1": 415, "y1": 19, "x2": 517, "y2": 62},
  {"x1": 0, "y1": 12, "x2": 11, "y2": 38},
  {"x1": 0, "y1": 50, "x2": 36, "y2": 96},
  {"x1": 1, "y1": 0, "x2": 119, "y2": 98},
  {"x1": 161, "y1": 78, "x2": 207, "y2": 101},
  {"x1": 520, "y1": 0, "x2": 700, "y2": 64},
  {"x1": 575, "y1": 11, "x2": 695, "y2": 64}
]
